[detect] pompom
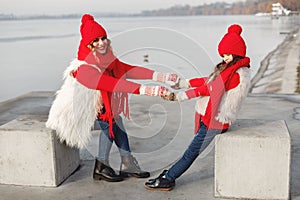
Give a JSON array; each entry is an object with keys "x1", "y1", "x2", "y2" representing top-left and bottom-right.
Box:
[
  {"x1": 228, "y1": 24, "x2": 242, "y2": 35},
  {"x1": 81, "y1": 14, "x2": 94, "y2": 24}
]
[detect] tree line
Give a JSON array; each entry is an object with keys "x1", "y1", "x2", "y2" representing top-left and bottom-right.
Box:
[{"x1": 140, "y1": 0, "x2": 300, "y2": 16}]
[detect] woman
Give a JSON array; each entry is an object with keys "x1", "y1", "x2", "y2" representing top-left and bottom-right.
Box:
[
  {"x1": 46, "y1": 14, "x2": 180, "y2": 182},
  {"x1": 145, "y1": 24, "x2": 251, "y2": 190}
]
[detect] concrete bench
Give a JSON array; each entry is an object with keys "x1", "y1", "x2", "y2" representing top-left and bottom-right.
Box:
[
  {"x1": 0, "y1": 115, "x2": 80, "y2": 187},
  {"x1": 214, "y1": 119, "x2": 291, "y2": 200}
]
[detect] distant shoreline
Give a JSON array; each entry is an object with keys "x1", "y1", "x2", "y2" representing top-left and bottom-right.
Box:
[
  {"x1": 1, "y1": 13, "x2": 299, "y2": 21},
  {"x1": 2, "y1": 0, "x2": 300, "y2": 21}
]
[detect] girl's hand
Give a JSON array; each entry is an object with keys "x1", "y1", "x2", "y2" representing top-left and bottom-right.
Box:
[
  {"x1": 162, "y1": 91, "x2": 189, "y2": 102},
  {"x1": 172, "y1": 78, "x2": 190, "y2": 90},
  {"x1": 162, "y1": 92, "x2": 176, "y2": 101},
  {"x1": 175, "y1": 91, "x2": 189, "y2": 102}
]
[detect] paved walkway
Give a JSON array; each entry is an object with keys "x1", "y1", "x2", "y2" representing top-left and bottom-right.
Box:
[{"x1": 0, "y1": 92, "x2": 299, "y2": 200}]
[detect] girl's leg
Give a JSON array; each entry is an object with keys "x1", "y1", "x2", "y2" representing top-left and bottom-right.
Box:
[{"x1": 165, "y1": 123, "x2": 223, "y2": 181}]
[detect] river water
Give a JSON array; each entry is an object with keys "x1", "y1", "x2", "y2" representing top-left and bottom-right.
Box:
[{"x1": 0, "y1": 15, "x2": 299, "y2": 102}]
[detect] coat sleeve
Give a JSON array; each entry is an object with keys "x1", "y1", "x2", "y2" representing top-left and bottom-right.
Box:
[
  {"x1": 185, "y1": 73, "x2": 240, "y2": 99},
  {"x1": 75, "y1": 64, "x2": 141, "y2": 94},
  {"x1": 188, "y1": 77, "x2": 208, "y2": 87},
  {"x1": 116, "y1": 60, "x2": 154, "y2": 79}
]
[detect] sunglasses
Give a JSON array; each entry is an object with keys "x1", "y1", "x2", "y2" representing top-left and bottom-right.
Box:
[{"x1": 92, "y1": 36, "x2": 107, "y2": 43}]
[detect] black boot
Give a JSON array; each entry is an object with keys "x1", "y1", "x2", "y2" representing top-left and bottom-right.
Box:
[
  {"x1": 93, "y1": 159, "x2": 124, "y2": 182},
  {"x1": 119, "y1": 155, "x2": 150, "y2": 178},
  {"x1": 144, "y1": 170, "x2": 175, "y2": 191}
]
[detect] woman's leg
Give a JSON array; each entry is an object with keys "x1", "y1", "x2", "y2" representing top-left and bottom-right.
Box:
[
  {"x1": 112, "y1": 117, "x2": 131, "y2": 157},
  {"x1": 97, "y1": 119, "x2": 113, "y2": 162},
  {"x1": 94, "y1": 119, "x2": 123, "y2": 182},
  {"x1": 113, "y1": 117, "x2": 150, "y2": 178}
]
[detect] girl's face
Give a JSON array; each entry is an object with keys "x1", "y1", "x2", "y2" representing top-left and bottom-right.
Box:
[
  {"x1": 91, "y1": 36, "x2": 108, "y2": 54},
  {"x1": 223, "y1": 54, "x2": 233, "y2": 64}
]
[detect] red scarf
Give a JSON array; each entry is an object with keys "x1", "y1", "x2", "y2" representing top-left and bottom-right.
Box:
[{"x1": 98, "y1": 69, "x2": 130, "y2": 139}]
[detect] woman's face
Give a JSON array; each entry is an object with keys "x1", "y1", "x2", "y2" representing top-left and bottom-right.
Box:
[
  {"x1": 91, "y1": 36, "x2": 108, "y2": 54},
  {"x1": 223, "y1": 54, "x2": 233, "y2": 64}
]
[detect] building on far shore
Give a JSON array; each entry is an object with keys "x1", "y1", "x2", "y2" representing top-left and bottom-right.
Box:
[
  {"x1": 255, "y1": 2, "x2": 300, "y2": 18},
  {"x1": 271, "y1": 2, "x2": 291, "y2": 17}
]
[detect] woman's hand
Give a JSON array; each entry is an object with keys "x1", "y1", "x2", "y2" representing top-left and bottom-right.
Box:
[{"x1": 139, "y1": 85, "x2": 170, "y2": 97}]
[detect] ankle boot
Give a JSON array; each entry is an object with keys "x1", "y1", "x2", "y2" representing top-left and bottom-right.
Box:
[
  {"x1": 93, "y1": 159, "x2": 124, "y2": 182},
  {"x1": 119, "y1": 155, "x2": 150, "y2": 178},
  {"x1": 144, "y1": 170, "x2": 175, "y2": 191}
]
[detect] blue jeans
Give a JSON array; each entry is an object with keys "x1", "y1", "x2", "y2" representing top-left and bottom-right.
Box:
[
  {"x1": 165, "y1": 122, "x2": 227, "y2": 181},
  {"x1": 97, "y1": 118, "x2": 131, "y2": 161}
]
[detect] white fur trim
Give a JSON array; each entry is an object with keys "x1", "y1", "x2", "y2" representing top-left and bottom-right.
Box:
[
  {"x1": 46, "y1": 59, "x2": 102, "y2": 149},
  {"x1": 195, "y1": 96, "x2": 210, "y2": 115},
  {"x1": 215, "y1": 67, "x2": 251, "y2": 124}
]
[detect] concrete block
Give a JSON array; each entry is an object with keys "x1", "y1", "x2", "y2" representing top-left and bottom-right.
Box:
[
  {"x1": 215, "y1": 120, "x2": 291, "y2": 200},
  {"x1": 0, "y1": 115, "x2": 80, "y2": 187}
]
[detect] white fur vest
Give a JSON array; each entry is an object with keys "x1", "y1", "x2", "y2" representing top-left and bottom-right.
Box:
[
  {"x1": 46, "y1": 59, "x2": 102, "y2": 149},
  {"x1": 195, "y1": 67, "x2": 251, "y2": 125}
]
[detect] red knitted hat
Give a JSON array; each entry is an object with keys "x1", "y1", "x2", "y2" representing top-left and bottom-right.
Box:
[
  {"x1": 80, "y1": 14, "x2": 107, "y2": 46},
  {"x1": 77, "y1": 14, "x2": 107, "y2": 60},
  {"x1": 218, "y1": 24, "x2": 246, "y2": 57}
]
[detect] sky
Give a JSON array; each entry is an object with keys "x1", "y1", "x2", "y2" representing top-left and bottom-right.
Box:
[{"x1": 1, "y1": 0, "x2": 242, "y2": 15}]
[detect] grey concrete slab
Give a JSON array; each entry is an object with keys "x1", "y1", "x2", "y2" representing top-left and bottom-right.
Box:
[{"x1": 0, "y1": 92, "x2": 300, "y2": 200}]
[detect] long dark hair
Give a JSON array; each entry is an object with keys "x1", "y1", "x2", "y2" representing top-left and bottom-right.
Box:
[{"x1": 205, "y1": 55, "x2": 245, "y2": 84}]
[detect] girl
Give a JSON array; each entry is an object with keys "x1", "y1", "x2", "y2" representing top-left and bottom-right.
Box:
[
  {"x1": 46, "y1": 14, "x2": 180, "y2": 182},
  {"x1": 145, "y1": 24, "x2": 251, "y2": 190}
]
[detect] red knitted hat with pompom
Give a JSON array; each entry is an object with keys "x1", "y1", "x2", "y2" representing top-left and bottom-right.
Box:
[
  {"x1": 77, "y1": 14, "x2": 107, "y2": 60},
  {"x1": 80, "y1": 14, "x2": 107, "y2": 46},
  {"x1": 218, "y1": 24, "x2": 246, "y2": 57}
]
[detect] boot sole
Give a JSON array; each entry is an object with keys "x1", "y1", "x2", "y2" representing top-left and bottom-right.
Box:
[
  {"x1": 144, "y1": 184, "x2": 174, "y2": 191},
  {"x1": 93, "y1": 174, "x2": 124, "y2": 182}
]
